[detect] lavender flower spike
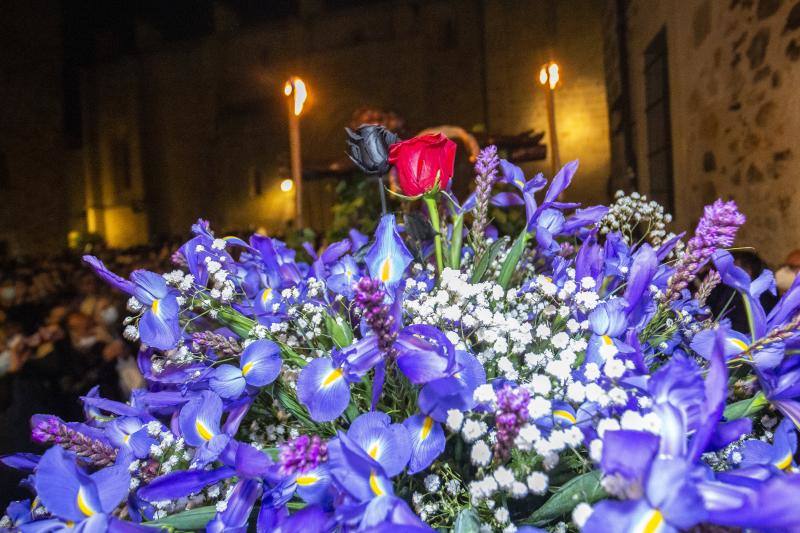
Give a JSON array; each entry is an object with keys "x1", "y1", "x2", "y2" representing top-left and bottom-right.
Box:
[
  {"x1": 31, "y1": 415, "x2": 117, "y2": 467},
  {"x1": 665, "y1": 199, "x2": 745, "y2": 302},
  {"x1": 470, "y1": 145, "x2": 500, "y2": 256},
  {"x1": 353, "y1": 277, "x2": 397, "y2": 358}
]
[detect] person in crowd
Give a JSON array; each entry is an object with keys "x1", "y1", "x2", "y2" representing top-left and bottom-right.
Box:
[{"x1": 776, "y1": 249, "x2": 800, "y2": 295}]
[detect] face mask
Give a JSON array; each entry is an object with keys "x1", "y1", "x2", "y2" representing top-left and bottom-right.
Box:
[
  {"x1": 100, "y1": 306, "x2": 119, "y2": 325},
  {"x1": 775, "y1": 266, "x2": 798, "y2": 293}
]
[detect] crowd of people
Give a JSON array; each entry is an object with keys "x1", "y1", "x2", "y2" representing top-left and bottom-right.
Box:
[{"x1": 0, "y1": 243, "x2": 175, "y2": 502}]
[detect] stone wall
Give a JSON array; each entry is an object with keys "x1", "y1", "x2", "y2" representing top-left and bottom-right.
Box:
[{"x1": 610, "y1": 0, "x2": 800, "y2": 265}]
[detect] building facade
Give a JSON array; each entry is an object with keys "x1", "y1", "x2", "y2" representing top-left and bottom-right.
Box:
[
  {"x1": 1, "y1": 0, "x2": 611, "y2": 254},
  {"x1": 0, "y1": 0, "x2": 84, "y2": 256},
  {"x1": 605, "y1": 0, "x2": 800, "y2": 265}
]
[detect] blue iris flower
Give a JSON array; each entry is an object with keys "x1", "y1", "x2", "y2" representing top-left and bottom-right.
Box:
[
  {"x1": 365, "y1": 214, "x2": 413, "y2": 293},
  {"x1": 491, "y1": 160, "x2": 607, "y2": 256},
  {"x1": 297, "y1": 324, "x2": 457, "y2": 422},
  {"x1": 210, "y1": 339, "x2": 282, "y2": 399},
  {"x1": 177, "y1": 390, "x2": 231, "y2": 467},
  {"x1": 584, "y1": 430, "x2": 709, "y2": 532},
  {"x1": 104, "y1": 416, "x2": 157, "y2": 460},
  {"x1": 326, "y1": 255, "x2": 361, "y2": 298},
  {"x1": 31, "y1": 447, "x2": 141, "y2": 531},
  {"x1": 328, "y1": 431, "x2": 395, "y2": 503},
  {"x1": 343, "y1": 412, "x2": 412, "y2": 477},
  {"x1": 404, "y1": 350, "x2": 486, "y2": 473},
  {"x1": 130, "y1": 270, "x2": 182, "y2": 350},
  {"x1": 83, "y1": 256, "x2": 181, "y2": 350},
  {"x1": 325, "y1": 430, "x2": 433, "y2": 530},
  {"x1": 735, "y1": 418, "x2": 797, "y2": 471}
]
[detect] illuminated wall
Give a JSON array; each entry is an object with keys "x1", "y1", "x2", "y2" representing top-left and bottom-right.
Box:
[{"x1": 608, "y1": 0, "x2": 800, "y2": 265}]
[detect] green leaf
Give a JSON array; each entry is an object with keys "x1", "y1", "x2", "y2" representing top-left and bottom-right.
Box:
[
  {"x1": 497, "y1": 231, "x2": 529, "y2": 289},
  {"x1": 325, "y1": 313, "x2": 354, "y2": 348},
  {"x1": 145, "y1": 505, "x2": 216, "y2": 530},
  {"x1": 453, "y1": 507, "x2": 481, "y2": 533},
  {"x1": 724, "y1": 391, "x2": 768, "y2": 420},
  {"x1": 216, "y1": 306, "x2": 256, "y2": 338},
  {"x1": 449, "y1": 213, "x2": 465, "y2": 270},
  {"x1": 523, "y1": 470, "x2": 606, "y2": 526},
  {"x1": 470, "y1": 238, "x2": 505, "y2": 283}
]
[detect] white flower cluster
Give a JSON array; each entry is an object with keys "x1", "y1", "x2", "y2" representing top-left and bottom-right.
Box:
[
  {"x1": 126, "y1": 424, "x2": 232, "y2": 519},
  {"x1": 599, "y1": 190, "x2": 683, "y2": 254}
]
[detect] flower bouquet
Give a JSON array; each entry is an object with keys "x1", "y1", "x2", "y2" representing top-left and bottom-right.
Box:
[{"x1": 5, "y1": 127, "x2": 800, "y2": 533}]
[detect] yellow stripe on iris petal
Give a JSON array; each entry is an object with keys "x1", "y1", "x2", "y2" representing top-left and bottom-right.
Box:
[
  {"x1": 369, "y1": 470, "x2": 385, "y2": 496},
  {"x1": 195, "y1": 419, "x2": 214, "y2": 441},
  {"x1": 261, "y1": 288, "x2": 273, "y2": 305},
  {"x1": 380, "y1": 257, "x2": 392, "y2": 282},
  {"x1": 634, "y1": 508, "x2": 664, "y2": 533},
  {"x1": 601, "y1": 335, "x2": 613, "y2": 346},
  {"x1": 242, "y1": 361, "x2": 255, "y2": 376},
  {"x1": 368, "y1": 442, "x2": 381, "y2": 460},
  {"x1": 151, "y1": 299, "x2": 161, "y2": 316},
  {"x1": 77, "y1": 487, "x2": 95, "y2": 517},
  {"x1": 295, "y1": 474, "x2": 319, "y2": 486},
  {"x1": 775, "y1": 451, "x2": 793, "y2": 470},
  {"x1": 730, "y1": 338, "x2": 749, "y2": 352},
  {"x1": 420, "y1": 416, "x2": 434, "y2": 441},
  {"x1": 321, "y1": 368, "x2": 343, "y2": 388},
  {"x1": 553, "y1": 410, "x2": 576, "y2": 424}
]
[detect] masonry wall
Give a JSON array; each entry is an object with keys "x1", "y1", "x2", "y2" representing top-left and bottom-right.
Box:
[{"x1": 612, "y1": 0, "x2": 800, "y2": 265}]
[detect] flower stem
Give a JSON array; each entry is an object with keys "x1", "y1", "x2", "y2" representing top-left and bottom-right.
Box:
[
  {"x1": 377, "y1": 174, "x2": 387, "y2": 214},
  {"x1": 424, "y1": 195, "x2": 444, "y2": 275}
]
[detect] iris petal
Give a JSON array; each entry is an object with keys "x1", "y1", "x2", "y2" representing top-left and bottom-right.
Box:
[
  {"x1": 210, "y1": 364, "x2": 246, "y2": 399},
  {"x1": 240, "y1": 340, "x2": 282, "y2": 387},
  {"x1": 297, "y1": 358, "x2": 350, "y2": 422},
  {"x1": 179, "y1": 391, "x2": 223, "y2": 447},
  {"x1": 402, "y1": 414, "x2": 445, "y2": 474}
]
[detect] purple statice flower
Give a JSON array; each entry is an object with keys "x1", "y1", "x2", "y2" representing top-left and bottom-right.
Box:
[
  {"x1": 471, "y1": 145, "x2": 500, "y2": 255},
  {"x1": 31, "y1": 415, "x2": 117, "y2": 467},
  {"x1": 665, "y1": 199, "x2": 745, "y2": 302},
  {"x1": 493, "y1": 385, "x2": 530, "y2": 461},
  {"x1": 279, "y1": 434, "x2": 328, "y2": 476},
  {"x1": 353, "y1": 277, "x2": 397, "y2": 358}
]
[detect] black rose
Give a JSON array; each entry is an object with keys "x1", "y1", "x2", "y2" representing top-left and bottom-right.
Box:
[{"x1": 345, "y1": 124, "x2": 398, "y2": 175}]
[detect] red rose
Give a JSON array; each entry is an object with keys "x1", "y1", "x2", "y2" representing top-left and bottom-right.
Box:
[{"x1": 388, "y1": 133, "x2": 457, "y2": 197}]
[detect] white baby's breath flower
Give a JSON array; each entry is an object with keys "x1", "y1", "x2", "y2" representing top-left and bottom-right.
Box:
[{"x1": 470, "y1": 440, "x2": 492, "y2": 466}]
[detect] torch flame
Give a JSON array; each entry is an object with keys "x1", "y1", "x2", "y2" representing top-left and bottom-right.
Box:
[
  {"x1": 539, "y1": 62, "x2": 560, "y2": 90},
  {"x1": 284, "y1": 77, "x2": 308, "y2": 116},
  {"x1": 547, "y1": 63, "x2": 559, "y2": 90}
]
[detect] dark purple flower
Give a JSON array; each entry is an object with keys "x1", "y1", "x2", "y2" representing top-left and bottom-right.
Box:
[
  {"x1": 666, "y1": 200, "x2": 745, "y2": 302},
  {"x1": 471, "y1": 145, "x2": 501, "y2": 254},
  {"x1": 494, "y1": 385, "x2": 530, "y2": 461},
  {"x1": 353, "y1": 277, "x2": 397, "y2": 358},
  {"x1": 30, "y1": 415, "x2": 117, "y2": 467},
  {"x1": 279, "y1": 435, "x2": 328, "y2": 476}
]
